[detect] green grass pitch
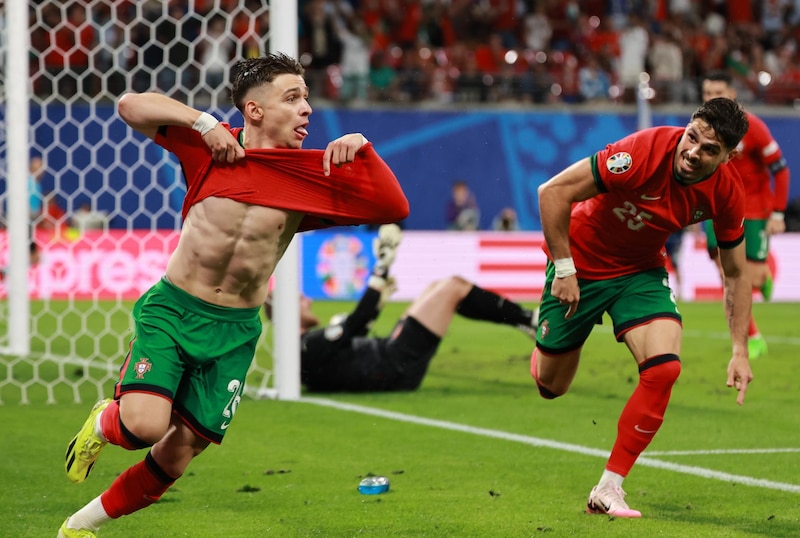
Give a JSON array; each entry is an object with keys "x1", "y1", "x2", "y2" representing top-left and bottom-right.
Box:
[{"x1": 1, "y1": 300, "x2": 799, "y2": 536}]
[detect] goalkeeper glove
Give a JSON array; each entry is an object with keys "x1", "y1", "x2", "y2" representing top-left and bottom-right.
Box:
[{"x1": 372, "y1": 223, "x2": 402, "y2": 277}]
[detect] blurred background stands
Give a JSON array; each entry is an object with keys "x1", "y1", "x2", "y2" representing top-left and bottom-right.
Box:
[{"x1": 22, "y1": 0, "x2": 800, "y2": 108}]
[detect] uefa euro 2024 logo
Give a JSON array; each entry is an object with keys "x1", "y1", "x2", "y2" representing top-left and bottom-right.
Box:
[{"x1": 316, "y1": 234, "x2": 370, "y2": 298}]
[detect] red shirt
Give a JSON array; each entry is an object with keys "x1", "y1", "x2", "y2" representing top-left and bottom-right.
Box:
[
  {"x1": 587, "y1": 29, "x2": 620, "y2": 57},
  {"x1": 547, "y1": 127, "x2": 745, "y2": 280},
  {"x1": 474, "y1": 43, "x2": 506, "y2": 73},
  {"x1": 730, "y1": 112, "x2": 790, "y2": 218},
  {"x1": 727, "y1": 0, "x2": 754, "y2": 24},
  {"x1": 490, "y1": 0, "x2": 517, "y2": 33},
  {"x1": 154, "y1": 125, "x2": 409, "y2": 231}
]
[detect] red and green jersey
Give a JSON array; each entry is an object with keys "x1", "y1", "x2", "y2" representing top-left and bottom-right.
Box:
[
  {"x1": 555, "y1": 126, "x2": 745, "y2": 280},
  {"x1": 154, "y1": 124, "x2": 409, "y2": 231},
  {"x1": 730, "y1": 112, "x2": 790, "y2": 219}
]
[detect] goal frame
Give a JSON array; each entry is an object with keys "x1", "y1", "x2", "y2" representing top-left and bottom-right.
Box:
[{"x1": 0, "y1": 0, "x2": 300, "y2": 404}]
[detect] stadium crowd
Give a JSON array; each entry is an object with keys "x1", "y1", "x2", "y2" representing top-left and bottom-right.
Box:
[{"x1": 26, "y1": 0, "x2": 800, "y2": 106}]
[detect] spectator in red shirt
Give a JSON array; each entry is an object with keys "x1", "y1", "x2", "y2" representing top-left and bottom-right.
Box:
[
  {"x1": 474, "y1": 32, "x2": 507, "y2": 74},
  {"x1": 389, "y1": 0, "x2": 423, "y2": 49}
]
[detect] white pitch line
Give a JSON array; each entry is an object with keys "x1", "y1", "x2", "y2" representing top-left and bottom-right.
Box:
[
  {"x1": 645, "y1": 448, "x2": 800, "y2": 456},
  {"x1": 682, "y1": 329, "x2": 800, "y2": 346},
  {"x1": 302, "y1": 397, "x2": 800, "y2": 494},
  {"x1": 593, "y1": 326, "x2": 800, "y2": 346}
]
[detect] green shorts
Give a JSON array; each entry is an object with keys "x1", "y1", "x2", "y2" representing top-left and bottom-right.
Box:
[
  {"x1": 704, "y1": 219, "x2": 768, "y2": 262},
  {"x1": 116, "y1": 277, "x2": 263, "y2": 444},
  {"x1": 536, "y1": 262, "x2": 681, "y2": 354}
]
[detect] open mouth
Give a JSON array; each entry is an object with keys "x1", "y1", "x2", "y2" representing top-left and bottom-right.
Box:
[{"x1": 680, "y1": 155, "x2": 698, "y2": 174}]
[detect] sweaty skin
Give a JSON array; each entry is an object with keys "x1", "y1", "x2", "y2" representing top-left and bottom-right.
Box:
[
  {"x1": 118, "y1": 74, "x2": 369, "y2": 309},
  {"x1": 166, "y1": 196, "x2": 304, "y2": 308}
]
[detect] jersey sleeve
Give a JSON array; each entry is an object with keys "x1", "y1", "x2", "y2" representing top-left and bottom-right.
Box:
[
  {"x1": 299, "y1": 288, "x2": 381, "y2": 374},
  {"x1": 153, "y1": 124, "x2": 216, "y2": 191},
  {"x1": 747, "y1": 115, "x2": 781, "y2": 167},
  {"x1": 743, "y1": 115, "x2": 790, "y2": 213},
  {"x1": 307, "y1": 142, "x2": 410, "y2": 230},
  {"x1": 340, "y1": 287, "x2": 382, "y2": 337},
  {"x1": 712, "y1": 168, "x2": 746, "y2": 249},
  {"x1": 756, "y1": 122, "x2": 791, "y2": 213},
  {"x1": 590, "y1": 130, "x2": 650, "y2": 193},
  {"x1": 237, "y1": 142, "x2": 410, "y2": 231},
  {"x1": 591, "y1": 127, "x2": 668, "y2": 193}
]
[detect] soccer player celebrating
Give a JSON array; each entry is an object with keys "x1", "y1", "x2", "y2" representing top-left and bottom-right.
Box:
[
  {"x1": 532, "y1": 97, "x2": 753, "y2": 518},
  {"x1": 701, "y1": 70, "x2": 791, "y2": 359},
  {"x1": 58, "y1": 53, "x2": 408, "y2": 537},
  {"x1": 266, "y1": 224, "x2": 539, "y2": 393}
]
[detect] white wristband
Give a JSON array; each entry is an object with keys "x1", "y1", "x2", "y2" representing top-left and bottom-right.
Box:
[
  {"x1": 368, "y1": 274, "x2": 387, "y2": 290},
  {"x1": 192, "y1": 112, "x2": 219, "y2": 136},
  {"x1": 771, "y1": 211, "x2": 785, "y2": 220},
  {"x1": 554, "y1": 257, "x2": 577, "y2": 278}
]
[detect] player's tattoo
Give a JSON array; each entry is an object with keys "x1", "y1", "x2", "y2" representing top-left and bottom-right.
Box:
[{"x1": 724, "y1": 288, "x2": 735, "y2": 330}]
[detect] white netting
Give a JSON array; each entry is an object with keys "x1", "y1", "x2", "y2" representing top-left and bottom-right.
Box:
[{"x1": 0, "y1": 0, "x2": 277, "y2": 404}]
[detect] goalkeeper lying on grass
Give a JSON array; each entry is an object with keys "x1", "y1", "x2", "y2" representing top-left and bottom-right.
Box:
[{"x1": 265, "y1": 224, "x2": 539, "y2": 392}]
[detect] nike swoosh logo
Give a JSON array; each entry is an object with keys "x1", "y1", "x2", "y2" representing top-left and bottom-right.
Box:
[
  {"x1": 220, "y1": 421, "x2": 230, "y2": 430},
  {"x1": 634, "y1": 424, "x2": 657, "y2": 434},
  {"x1": 640, "y1": 194, "x2": 662, "y2": 200}
]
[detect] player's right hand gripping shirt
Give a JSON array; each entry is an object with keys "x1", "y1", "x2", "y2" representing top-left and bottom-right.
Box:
[{"x1": 568, "y1": 126, "x2": 745, "y2": 280}]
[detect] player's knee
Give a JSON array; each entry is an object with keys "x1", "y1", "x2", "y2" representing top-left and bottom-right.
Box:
[
  {"x1": 750, "y1": 274, "x2": 768, "y2": 290},
  {"x1": 747, "y1": 261, "x2": 770, "y2": 285},
  {"x1": 119, "y1": 412, "x2": 169, "y2": 446},
  {"x1": 443, "y1": 275, "x2": 471, "y2": 294},
  {"x1": 127, "y1": 423, "x2": 165, "y2": 447},
  {"x1": 639, "y1": 354, "x2": 681, "y2": 386},
  {"x1": 530, "y1": 348, "x2": 566, "y2": 399},
  {"x1": 530, "y1": 365, "x2": 566, "y2": 399},
  {"x1": 535, "y1": 381, "x2": 562, "y2": 399}
]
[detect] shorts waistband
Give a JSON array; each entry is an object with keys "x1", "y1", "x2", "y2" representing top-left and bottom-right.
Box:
[{"x1": 154, "y1": 277, "x2": 261, "y2": 322}]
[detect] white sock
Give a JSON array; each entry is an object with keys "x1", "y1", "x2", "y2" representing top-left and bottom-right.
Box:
[
  {"x1": 67, "y1": 495, "x2": 112, "y2": 531},
  {"x1": 94, "y1": 410, "x2": 108, "y2": 442},
  {"x1": 599, "y1": 470, "x2": 624, "y2": 487}
]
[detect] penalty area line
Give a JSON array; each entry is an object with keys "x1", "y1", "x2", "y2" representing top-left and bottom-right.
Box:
[{"x1": 302, "y1": 397, "x2": 800, "y2": 494}]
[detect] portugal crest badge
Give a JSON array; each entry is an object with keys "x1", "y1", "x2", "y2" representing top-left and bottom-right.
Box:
[{"x1": 134, "y1": 357, "x2": 152, "y2": 379}]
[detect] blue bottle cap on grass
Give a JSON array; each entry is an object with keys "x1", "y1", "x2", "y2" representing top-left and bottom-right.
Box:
[{"x1": 358, "y1": 476, "x2": 390, "y2": 495}]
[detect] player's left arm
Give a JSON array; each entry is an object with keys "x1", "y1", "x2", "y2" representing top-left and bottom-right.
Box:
[
  {"x1": 755, "y1": 119, "x2": 790, "y2": 235},
  {"x1": 767, "y1": 154, "x2": 790, "y2": 235},
  {"x1": 118, "y1": 92, "x2": 242, "y2": 163},
  {"x1": 341, "y1": 286, "x2": 383, "y2": 338},
  {"x1": 301, "y1": 300, "x2": 375, "y2": 359},
  {"x1": 718, "y1": 241, "x2": 754, "y2": 406},
  {"x1": 316, "y1": 135, "x2": 410, "y2": 225}
]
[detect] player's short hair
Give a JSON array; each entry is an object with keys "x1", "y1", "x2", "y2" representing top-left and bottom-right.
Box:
[
  {"x1": 703, "y1": 70, "x2": 733, "y2": 86},
  {"x1": 692, "y1": 97, "x2": 749, "y2": 151},
  {"x1": 230, "y1": 52, "x2": 305, "y2": 112}
]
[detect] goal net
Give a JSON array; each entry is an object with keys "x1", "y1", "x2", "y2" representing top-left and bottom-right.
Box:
[{"x1": 0, "y1": 0, "x2": 298, "y2": 405}]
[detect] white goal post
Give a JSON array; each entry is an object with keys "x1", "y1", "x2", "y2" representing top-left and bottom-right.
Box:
[{"x1": 0, "y1": 0, "x2": 300, "y2": 404}]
